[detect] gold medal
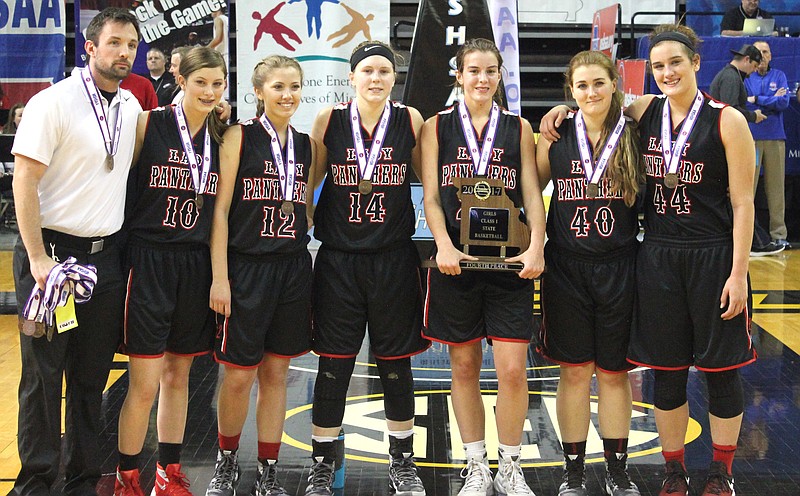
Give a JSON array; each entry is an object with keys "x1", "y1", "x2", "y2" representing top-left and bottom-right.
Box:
[
  {"x1": 105, "y1": 153, "x2": 114, "y2": 171},
  {"x1": 281, "y1": 201, "x2": 294, "y2": 215},
  {"x1": 358, "y1": 179, "x2": 372, "y2": 195},
  {"x1": 195, "y1": 193, "x2": 204, "y2": 210},
  {"x1": 586, "y1": 183, "x2": 599, "y2": 199},
  {"x1": 664, "y1": 173, "x2": 679, "y2": 189}
]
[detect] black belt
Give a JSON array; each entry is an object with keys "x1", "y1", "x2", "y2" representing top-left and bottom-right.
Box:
[{"x1": 42, "y1": 228, "x2": 118, "y2": 254}]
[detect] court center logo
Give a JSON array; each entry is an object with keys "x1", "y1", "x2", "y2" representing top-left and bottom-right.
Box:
[{"x1": 282, "y1": 390, "x2": 701, "y2": 467}]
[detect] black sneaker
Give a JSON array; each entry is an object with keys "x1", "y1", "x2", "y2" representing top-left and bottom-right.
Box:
[
  {"x1": 750, "y1": 241, "x2": 785, "y2": 257},
  {"x1": 604, "y1": 454, "x2": 640, "y2": 496},
  {"x1": 776, "y1": 239, "x2": 792, "y2": 250},
  {"x1": 558, "y1": 457, "x2": 587, "y2": 496},
  {"x1": 206, "y1": 450, "x2": 240, "y2": 496},
  {"x1": 388, "y1": 454, "x2": 426, "y2": 496},
  {"x1": 658, "y1": 461, "x2": 689, "y2": 496},
  {"x1": 251, "y1": 461, "x2": 288, "y2": 496},
  {"x1": 304, "y1": 457, "x2": 334, "y2": 496}
]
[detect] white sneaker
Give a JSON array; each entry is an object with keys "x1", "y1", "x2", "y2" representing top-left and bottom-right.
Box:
[
  {"x1": 458, "y1": 457, "x2": 495, "y2": 496},
  {"x1": 494, "y1": 454, "x2": 535, "y2": 496}
]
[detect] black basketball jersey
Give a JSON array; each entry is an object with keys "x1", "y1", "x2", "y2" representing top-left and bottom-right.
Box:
[
  {"x1": 228, "y1": 119, "x2": 311, "y2": 256},
  {"x1": 435, "y1": 101, "x2": 525, "y2": 248},
  {"x1": 546, "y1": 113, "x2": 639, "y2": 255},
  {"x1": 126, "y1": 106, "x2": 219, "y2": 245},
  {"x1": 638, "y1": 94, "x2": 732, "y2": 238},
  {"x1": 314, "y1": 100, "x2": 416, "y2": 251}
]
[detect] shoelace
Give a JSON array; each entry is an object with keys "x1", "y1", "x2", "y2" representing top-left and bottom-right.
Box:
[
  {"x1": 308, "y1": 462, "x2": 333, "y2": 487},
  {"x1": 563, "y1": 460, "x2": 585, "y2": 489},
  {"x1": 703, "y1": 473, "x2": 731, "y2": 495},
  {"x1": 210, "y1": 454, "x2": 237, "y2": 489},
  {"x1": 460, "y1": 459, "x2": 492, "y2": 491},
  {"x1": 167, "y1": 469, "x2": 191, "y2": 494},
  {"x1": 259, "y1": 465, "x2": 282, "y2": 491},
  {"x1": 119, "y1": 472, "x2": 142, "y2": 496},
  {"x1": 391, "y1": 457, "x2": 421, "y2": 486},
  {"x1": 662, "y1": 470, "x2": 688, "y2": 493},
  {"x1": 607, "y1": 460, "x2": 633, "y2": 489},
  {"x1": 499, "y1": 459, "x2": 530, "y2": 493}
]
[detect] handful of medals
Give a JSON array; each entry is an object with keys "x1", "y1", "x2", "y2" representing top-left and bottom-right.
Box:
[{"x1": 21, "y1": 257, "x2": 98, "y2": 340}]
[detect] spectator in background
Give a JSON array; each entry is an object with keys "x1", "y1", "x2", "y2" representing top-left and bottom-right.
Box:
[
  {"x1": 208, "y1": 6, "x2": 229, "y2": 100},
  {"x1": 169, "y1": 46, "x2": 191, "y2": 104},
  {"x1": 121, "y1": 72, "x2": 158, "y2": 110},
  {"x1": 710, "y1": 44, "x2": 784, "y2": 256},
  {"x1": 720, "y1": 0, "x2": 775, "y2": 36},
  {"x1": 145, "y1": 47, "x2": 176, "y2": 107},
  {"x1": 745, "y1": 40, "x2": 790, "y2": 249},
  {"x1": 3, "y1": 102, "x2": 24, "y2": 135}
]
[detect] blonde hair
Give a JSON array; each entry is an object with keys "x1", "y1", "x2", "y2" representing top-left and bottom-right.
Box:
[
  {"x1": 251, "y1": 55, "x2": 304, "y2": 117},
  {"x1": 564, "y1": 50, "x2": 644, "y2": 207}
]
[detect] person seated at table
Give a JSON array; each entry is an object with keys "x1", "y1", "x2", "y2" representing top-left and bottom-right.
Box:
[{"x1": 720, "y1": 0, "x2": 777, "y2": 37}]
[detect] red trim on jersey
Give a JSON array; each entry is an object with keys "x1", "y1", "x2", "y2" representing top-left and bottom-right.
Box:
[
  {"x1": 314, "y1": 351, "x2": 359, "y2": 359},
  {"x1": 123, "y1": 268, "x2": 133, "y2": 348},
  {"x1": 625, "y1": 359, "x2": 690, "y2": 371},
  {"x1": 126, "y1": 352, "x2": 166, "y2": 359},
  {"x1": 694, "y1": 355, "x2": 757, "y2": 372},
  {"x1": 373, "y1": 339, "x2": 431, "y2": 360},
  {"x1": 423, "y1": 266, "x2": 432, "y2": 328},
  {"x1": 213, "y1": 354, "x2": 260, "y2": 370},
  {"x1": 596, "y1": 364, "x2": 635, "y2": 374},
  {"x1": 166, "y1": 349, "x2": 212, "y2": 358},
  {"x1": 420, "y1": 332, "x2": 484, "y2": 347},
  {"x1": 486, "y1": 336, "x2": 530, "y2": 344},
  {"x1": 541, "y1": 355, "x2": 595, "y2": 368},
  {"x1": 266, "y1": 349, "x2": 312, "y2": 359}
]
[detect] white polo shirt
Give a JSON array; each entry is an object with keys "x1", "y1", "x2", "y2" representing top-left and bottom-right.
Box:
[{"x1": 12, "y1": 70, "x2": 142, "y2": 237}]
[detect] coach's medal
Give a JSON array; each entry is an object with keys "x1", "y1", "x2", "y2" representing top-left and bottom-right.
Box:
[
  {"x1": 358, "y1": 179, "x2": 373, "y2": 195},
  {"x1": 259, "y1": 114, "x2": 296, "y2": 210},
  {"x1": 458, "y1": 98, "x2": 500, "y2": 178},
  {"x1": 175, "y1": 103, "x2": 212, "y2": 207},
  {"x1": 79, "y1": 67, "x2": 123, "y2": 173},
  {"x1": 574, "y1": 109, "x2": 626, "y2": 200},
  {"x1": 661, "y1": 90, "x2": 703, "y2": 190},
  {"x1": 350, "y1": 100, "x2": 390, "y2": 195}
]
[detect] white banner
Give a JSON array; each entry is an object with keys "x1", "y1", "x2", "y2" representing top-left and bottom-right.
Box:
[
  {"x1": 519, "y1": 0, "x2": 675, "y2": 25},
  {"x1": 235, "y1": 0, "x2": 390, "y2": 133},
  {"x1": 489, "y1": 0, "x2": 520, "y2": 115}
]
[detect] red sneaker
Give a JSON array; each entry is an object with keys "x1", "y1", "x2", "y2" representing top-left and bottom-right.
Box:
[
  {"x1": 659, "y1": 461, "x2": 690, "y2": 496},
  {"x1": 115, "y1": 467, "x2": 145, "y2": 496},
  {"x1": 699, "y1": 461, "x2": 735, "y2": 496},
  {"x1": 152, "y1": 462, "x2": 193, "y2": 496}
]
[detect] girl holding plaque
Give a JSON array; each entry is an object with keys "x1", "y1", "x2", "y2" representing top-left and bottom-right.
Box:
[
  {"x1": 116, "y1": 47, "x2": 227, "y2": 496},
  {"x1": 540, "y1": 25, "x2": 756, "y2": 496},
  {"x1": 206, "y1": 55, "x2": 315, "y2": 496},
  {"x1": 420, "y1": 38, "x2": 546, "y2": 496},
  {"x1": 536, "y1": 50, "x2": 643, "y2": 496},
  {"x1": 305, "y1": 41, "x2": 430, "y2": 496}
]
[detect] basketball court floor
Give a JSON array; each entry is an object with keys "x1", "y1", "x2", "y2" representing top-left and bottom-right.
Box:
[{"x1": 0, "y1": 236, "x2": 799, "y2": 495}]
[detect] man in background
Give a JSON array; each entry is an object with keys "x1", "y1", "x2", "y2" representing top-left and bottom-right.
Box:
[{"x1": 144, "y1": 46, "x2": 175, "y2": 107}]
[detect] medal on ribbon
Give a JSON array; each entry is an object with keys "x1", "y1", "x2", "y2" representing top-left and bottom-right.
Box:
[
  {"x1": 174, "y1": 104, "x2": 212, "y2": 210},
  {"x1": 79, "y1": 67, "x2": 123, "y2": 171},
  {"x1": 661, "y1": 91, "x2": 704, "y2": 189},
  {"x1": 574, "y1": 110, "x2": 626, "y2": 199},
  {"x1": 350, "y1": 100, "x2": 391, "y2": 195},
  {"x1": 259, "y1": 113, "x2": 296, "y2": 214},
  {"x1": 457, "y1": 99, "x2": 500, "y2": 183}
]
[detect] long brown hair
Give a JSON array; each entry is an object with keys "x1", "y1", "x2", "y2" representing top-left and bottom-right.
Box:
[
  {"x1": 564, "y1": 50, "x2": 643, "y2": 207},
  {"x1": 454, "y1": 38, "x2": 506, "y2": 106},
  {"x1": 178, "y1": 46, "x2": 228, "y2": 144},
  {"x1": 2, "y1": 102, "x2": 24, "y2": 134}
]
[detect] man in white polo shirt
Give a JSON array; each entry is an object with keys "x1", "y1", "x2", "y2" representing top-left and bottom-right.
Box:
[{"x1": 10, "y1": 8, "x2": 142, "y2": 496}]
